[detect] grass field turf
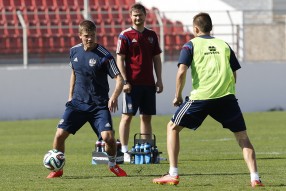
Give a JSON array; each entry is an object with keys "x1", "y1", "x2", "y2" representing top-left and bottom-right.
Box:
[{"x1": 0, "y1": 112, "x2": 285, "y2": 190}]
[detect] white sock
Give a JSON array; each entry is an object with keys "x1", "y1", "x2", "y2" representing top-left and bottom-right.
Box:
[
  {"x1": 108, "y1": 161, "x2": 116, "y2": 168},
  {"x1": 169, "y1": 167, "x2": 178, "y2": 176},
  {"x1": 107, "y1": 155, "x2": 116, "y2": 168},
  {"x1": 121, "y1": 145, "x2": 128, "y2": 153},
  {"x1": 250, "y1": 172, "x2": 260, "y2": 181}
]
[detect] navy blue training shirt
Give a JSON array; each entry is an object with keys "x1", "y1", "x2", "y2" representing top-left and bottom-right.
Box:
[{"x1": 69, "y1": 43, "x2": 120, "y2": 109}]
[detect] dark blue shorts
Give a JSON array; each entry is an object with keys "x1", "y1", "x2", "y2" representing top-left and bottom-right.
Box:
[
  {"x1": 122, "y1": 85, "x2": 156, "y2": 115},
  {"x1": 58, "y1": 101, "x2": 113, "y2": 138},
  {"x1": 171, "y1": 95, "x2": 246, "y2": 132}
]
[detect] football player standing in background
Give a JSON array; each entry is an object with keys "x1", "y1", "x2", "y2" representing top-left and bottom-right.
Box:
[
  {"x1": 47, "y1": 20, "x2": 127, "y2": 178},
  {"x1": 153, "y1": 12, "x2": 264, "y2": 188},
  {"x1": 116, "y1": 3, "x2": 163, "y2": 161}
]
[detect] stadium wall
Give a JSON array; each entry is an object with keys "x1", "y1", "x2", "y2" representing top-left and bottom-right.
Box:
[{"x1": 0, "y1": 62, "x2": 285, "y2": 121}]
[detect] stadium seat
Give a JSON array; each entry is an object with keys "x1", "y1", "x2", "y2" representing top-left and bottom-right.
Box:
[
  {"x1": 146, "y1": 7, "x2": 158, "y2": 26},
  {"x1": 113, "y1": 19, "x2": 124, "y2": 34},
  {"x1": 33, "y1": 0, "x2": 46, "y2": 12},
  {"x1": 110, "y1": 6, "x2": 121, "y2": 20},
  {"x1": 70, "y1": 35, "x2": 80, "y2": 47},
  {"x1": 97, "y1": 0, "x2": 109, "y2": 9},
  {"x1": 175, "y1": 33, "x2": 187, "y2": 48},
  {"x1": 7, "y1": 26, "x2": 20, "y2": 38},
  {"x1": 54, "y1": 0, "x2": 68, "y2": 11},
  {"x1": 124, "y1": 0, "x2": 136, "y2": 5},
  {"x1": 2, "y1": 0, "x2": 13, "y2": 11},
  {"x1": 174, "y1": 21, "x2": 185, "y2": 33},
  {"x1": 23, "y1": 10, "x2": 38, "y2": 25},
  {"x1": 46, "y1": 10, "x2": 59, "y2": 24},
  {"x1": 60, "y1": 20, "x2": 72, "y2": 37},
  {"x1": 41, "y1": 36, "x2": 52, "y2": 51},
  {"x1": 121, "y1": 6, "x2": 130, "y2": 20},
  {"x1": 89, "y1": 0, "x2": 99, "y2": 10},
  {"x1": 0, "y1": 11, "x2": 5, "y2": 25},
  {"x1": 28, "y1": 36, "x2": 43, "y2": 53},
  {"x1": 165, "y1": 34, "x2": 176, "y2": 47},
  {"x1": 45, "y1": 0, "x2": 57, "y2": 11},
  {"x1": 116, "y1": 0, "x2": 131, "y2": 9},
  {"x1": 101, "y1": 34, "x2": 117, "y2": 52},
  {"x1": 69, "y1": 9, "x2": 83, "y2": 23},
  {"x1": 37, "y1": 13, "x2": 48, "y2": 26},
  {"x1": 27, "y1": 21, "x2": 41, "y2": 37},
  {"x1": 13, "y1": 0, "x2": 25, "y2": 11},
  {"x1": 185, "y1": 32, "x2": 195, "y2": 42},
  {"x1": 92, "y1": 19, "x2": 104, "y2": 35},
  {"x1": 70, "y1": 21, "x2": 79, "y2": 36},
  {"x1": 101, "y1": 19, "x2": 113, "y2": 34},
  {"x1": 97, "y1": 6, "x2": 109, "y2": 21},
  {"x1": 49, "y1": 20, "x2": 62, "y2": 37},
  {"x1": 75, "y1": 0, "x2": 84, "y2": 10},
  {"x1": 3, "y1": 9, "x2": 15, "y2": 24},
  {"x1": 90, "y1": 8, "x2": 102, "y2": 21},
  {"x1": 162, "y1": 17, "x2": 174, "y2": 34},
  {"x1": 39, "y1": 21, "x2": 51, "y2": 38}
]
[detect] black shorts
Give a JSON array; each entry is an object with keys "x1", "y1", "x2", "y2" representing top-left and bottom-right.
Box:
[
  {"x1": 122, "y1": 85, "x2": 156, "y2": 115},
  {"x1": 57, "y1": 101, "x2": 113, "y2": 138},
  {"x1": 171, "y1": 95, "x2": 246, "y2": 132}
]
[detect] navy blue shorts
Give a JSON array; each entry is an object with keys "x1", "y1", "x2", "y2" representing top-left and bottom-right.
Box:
[
  {"x1": 171, "y1": 95, "x2": 246, "y2": 132},
  {"x1": 122, "y1": 85, "x2": 156, "y2": 115},
  {"x1": 58, "y1": 101, "x2": 114, "y2": 138}
]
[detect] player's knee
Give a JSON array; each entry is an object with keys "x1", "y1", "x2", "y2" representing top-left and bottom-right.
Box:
[
  {"x1": 101, "y1": 131, "x2": 115, "y2": 144},
  {"x1": 167, "y1": 121, "x2": 181, "y2": 131},
  {"x1": 55, "y1": 128, "x2": 69, "y2": 140},
  {"x1": 122, "y1": 114, "x2": 133, "y2": 122},
  {"x1": 234, "y1": 130, "x2": 248, "y2": 140}
]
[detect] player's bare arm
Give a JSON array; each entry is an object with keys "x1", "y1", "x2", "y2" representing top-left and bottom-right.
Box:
[
  {"x1": 108, "y1": 74, "x2": 124, "y2": 113},
  {"x1": 233, "y1": 71, "x2": 237, "y2": 83},
  {"x1": 68, "y1": 70, "x2": 75, "y2": 101},
  {"x1": 174, "y1": 64, "x2": 188, "y2": 107},
  {"x1": 116, "y1": 53, "x2": 131, "y2": 93},
  {"x1": 153, "y1": 54, "x2": 163, "y2": 93}
]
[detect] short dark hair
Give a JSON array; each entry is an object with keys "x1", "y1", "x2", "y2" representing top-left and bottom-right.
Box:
[
  {"x1": 130, "y1": 3, "x2": 146, "y2": 15},
  {"x1": 193, "y1": 12, "x2": 212, "y2": 33},
  {"x1": 79, "y1": 20, "x2": 96, "y2": 34}
]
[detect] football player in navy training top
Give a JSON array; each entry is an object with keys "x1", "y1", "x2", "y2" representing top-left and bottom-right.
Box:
[{"x1": 46, "y1": 20, "x2": 127, "y2": 178}]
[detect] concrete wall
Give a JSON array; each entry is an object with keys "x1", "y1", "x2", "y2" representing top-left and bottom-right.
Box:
[
  {"x1": 244, "y1": 24, "x2": 286, "y2": 61},
  {"x1": 0, "y1": 62, "x2": 285, "y2": 121}
]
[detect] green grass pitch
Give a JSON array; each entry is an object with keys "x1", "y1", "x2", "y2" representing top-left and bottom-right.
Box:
[{"x1": 0, "y1": 112, "x2": 285, "y2": 190}]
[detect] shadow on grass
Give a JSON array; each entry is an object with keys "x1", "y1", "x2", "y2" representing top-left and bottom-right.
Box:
[
  {"x1": 187, "y1": 156, "x2": 286, "y2": 161},
  {"x1": 62, "y1": 175, "x2": 95, "y2": 179}
]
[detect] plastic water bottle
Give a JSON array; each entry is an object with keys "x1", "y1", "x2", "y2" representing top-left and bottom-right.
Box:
[
  {"x1": 130, "y1": 146, "x2": 135, "y2": 164},
  {"x1": 140, "y1": 143, "x2": 144, "y2": 164},
  {"x1": 101, "y1": 141, "x2": 105, "y2": 152},
  {"x1": 134, "y1": 143, "x2": 140, "y2": 164},
  {"x1": 152, "y1": 146, "x2": 159, "y2": 163},
  {"x1": 96, "y1": 140, "x2": 101, "y2": 152},
  {"x1": 144, "y1": 142, "x2": 151, "y2": 164},
  {"x1": 116, "y1": 139, "x2": 121, "y2": 152}
]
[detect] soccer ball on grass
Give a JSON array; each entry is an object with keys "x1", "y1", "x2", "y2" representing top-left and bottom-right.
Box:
[{"x1": 43, "y1": 149, "x2": 65, "y2": 171}]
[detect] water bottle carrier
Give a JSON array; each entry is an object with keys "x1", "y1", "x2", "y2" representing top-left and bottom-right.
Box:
[
  {"x1": 91, "y1": 139, "x2": 124, "y2": 165},
  {"x1": 127, "y1": 133, "x2": 162, "y2": 164}
]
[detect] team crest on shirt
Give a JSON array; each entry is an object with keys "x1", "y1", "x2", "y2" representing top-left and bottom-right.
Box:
[
  {"x1": 89, "y1": 58, "x2": 97, "y2": 67},
  {"x1": 148, "y1": 37, "x2": 154, "y2": 44}
]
